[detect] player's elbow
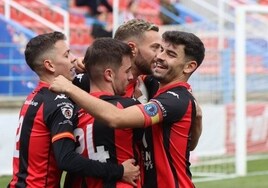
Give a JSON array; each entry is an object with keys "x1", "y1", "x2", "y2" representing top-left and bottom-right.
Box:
[
  {"x1": 57, "y1": 158, "x2": 72, "y2": 171},
  {"x1": 107, "y1": 118, "x2": 122, "y2": 129},
  {"x1": 105, "y1": 114, "x2": 126, "y2": 129}
]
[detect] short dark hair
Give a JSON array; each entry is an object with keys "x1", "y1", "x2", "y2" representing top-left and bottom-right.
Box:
[
  {"x1": 162, "y1": 31, "x2": 205, "y2": 67},
  {"x1": 83, "y1": 38, "x2": 132, "y2": 80},
  {"x1": 114, "y1": 19, "x2": 159, "y2": 41},
  {"x1": 24, "y1": 31, "x2": 66, "y2": 72}
]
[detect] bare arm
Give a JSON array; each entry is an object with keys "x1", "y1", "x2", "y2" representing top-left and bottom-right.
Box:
[
  {"x1": 189, "y1": 100, "x2": 202, "y2": 151},
  {"x1": 50, "y1": 75, "x2": 145, "y2": 128}
]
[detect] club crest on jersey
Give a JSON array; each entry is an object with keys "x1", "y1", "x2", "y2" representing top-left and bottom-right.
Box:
[
  {"x1": 61, "y1": 104, "x2": 73, "y2": 119},
  {"x1": 144, "y1": 103, "x2": 158, "y2": 117},
  {"x1": 54, "y1": 94, "x2": 67, "y2": 100}
]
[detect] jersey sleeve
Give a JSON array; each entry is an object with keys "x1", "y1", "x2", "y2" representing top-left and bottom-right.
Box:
[
  {"x1": 44, "y1": 93, "x2": 77, "y2": 143},
  {"x1": 151, "y1": 90, "x2": 191, "y2": 124},
  {"x1": 137, "y1": 102, "x2": 163, "y2": 127},
  {"x1": 44, "y1": 93, "x2": 124, "y2": 180},
  {"x1": 137, "y1": 89, "x2": 192, "y2": 127},
  {"x1": 53, "y1": 137, "x2": 124, "y2": 181}
]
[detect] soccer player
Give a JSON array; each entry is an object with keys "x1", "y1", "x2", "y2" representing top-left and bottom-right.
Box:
[
  {"x1": 50, "y1": 30, "x2": 204, "y2": 188},
  {"x1": 7, "y1": 32, "x2": 139, "y2": 188},
  {"x1": 73, "y1": 19, "x2": 162, "y2": 103},
  {"x1": 64, "y1": 38, "x2": 143, "y2": 188},
  {"x1": 114, "y1": 19, "x2": 162, "y2": 101}
]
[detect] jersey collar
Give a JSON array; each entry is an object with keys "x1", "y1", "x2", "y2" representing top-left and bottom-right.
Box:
[{"x1": 155, "y1": 82, "x2": 191, "y2": 96}]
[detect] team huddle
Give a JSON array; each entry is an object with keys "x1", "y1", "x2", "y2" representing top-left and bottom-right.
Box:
[{"x1": 8, "y1": 19, "x2": 204, "y2": 188}]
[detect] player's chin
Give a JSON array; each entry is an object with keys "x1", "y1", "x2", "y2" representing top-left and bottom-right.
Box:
[
  {"x1": 152, "y1": 68, "x2": 163, "y2": 76},
  {"x1": 152, "y1": 72, "x2": 165, "y2": 81}
]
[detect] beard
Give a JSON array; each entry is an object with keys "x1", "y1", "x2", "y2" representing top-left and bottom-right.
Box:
[
  {"x1": 135, "y1": 51, "x2": 153, "y2": 75},
  {"x1": 152, "y1": 70, "x2": 164, "y2": 82}
]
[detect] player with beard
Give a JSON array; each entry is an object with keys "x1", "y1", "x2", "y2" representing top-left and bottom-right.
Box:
[
  {"x1": 8, "y1": 32, "x2": 139, "y2": 188},
  {"x1": 73, "y1": 19, "x2": 162, "y2": 103},
  {"x1": 50, "y1": 30, "x2": 204, "y2": 188},
  {"x1": 64, "y1": 38, "x2": 143, "y2": 188},
  {"x1": 114, "y1": 19, "x2": 162, "y2": 102}
]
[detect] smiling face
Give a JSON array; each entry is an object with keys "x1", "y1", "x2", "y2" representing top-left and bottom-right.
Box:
[
  {"x1": 153, "y1": 40, "x2": 196, "y2": 85},
  {"x1": 152, "y1": 30, "x2": 205, "y2": 87}
]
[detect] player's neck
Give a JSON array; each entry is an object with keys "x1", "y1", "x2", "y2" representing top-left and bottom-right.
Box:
[
  {"x1": 39, "y1": 74, "x2": 54, "y2": 85},
  {"x1": 90, "y1": 82, "x2": 115, "y2": 95}
]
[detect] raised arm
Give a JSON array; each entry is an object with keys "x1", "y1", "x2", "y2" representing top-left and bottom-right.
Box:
[{"x1": 50, "y1": 75, "x2": 145, "y2": 128}]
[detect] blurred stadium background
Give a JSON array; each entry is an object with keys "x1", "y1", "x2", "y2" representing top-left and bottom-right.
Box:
[{"x1": 0, "y1": 0, "x2": 268, "y2": 186}]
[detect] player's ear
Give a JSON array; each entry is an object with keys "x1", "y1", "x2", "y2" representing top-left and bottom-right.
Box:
[
  {"x1": 127, "y1": 42, "x2": 137, "y2": 57},
  {"x1": 104, "y1": 68, "x2": 113, "y2": 82},
  {"x1": 184, "y1": 60, "x2": 197, "y2": 74},
  {"x1": 43, "y1": 59, "x2": 55, "y2": 72}
]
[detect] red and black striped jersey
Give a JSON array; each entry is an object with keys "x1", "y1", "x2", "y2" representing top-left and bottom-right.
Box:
[
  {"x1": 64, "y1": 92, "x2": 143, "y2": 188},
  {"x1": 8, "y1": 81, "x2": 77, "y2": 188},
  {"x1": 137, "y1": 82, "x2": 197, "y2": 188},
  {"x1": 8, "y1": 82, "x2": 124, "y2": 188}
]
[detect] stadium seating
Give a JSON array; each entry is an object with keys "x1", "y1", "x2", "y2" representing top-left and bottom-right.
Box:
[
  {"x1": 1, "y1": 0, "x2": 267, "y2": 97},
  {"x1": 0, "y1": 14, "x2": 37, "y2": 96}
]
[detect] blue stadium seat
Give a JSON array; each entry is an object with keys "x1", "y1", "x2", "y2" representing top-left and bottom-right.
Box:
[{"x1": 0, "y1": 15, "x2": 37, "y2": 96}]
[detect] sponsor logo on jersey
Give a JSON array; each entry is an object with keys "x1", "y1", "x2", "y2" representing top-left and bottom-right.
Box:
[
  {"x1": 59, "y1": 119, "x2": 73, "y2": 126},
  {"x1": 25, "y1": 100, "x2": 38, "y2": 106},
  {"x1": 57, "y1": 102, "x2": 74, "y2": 108},
  {"x1": 54, "y1": 94, "x2": 67, "y2": 100},
  {"x1": 142, "y1": 134, "x2": 153, "y2": 170},
  {"x1": 61, "y1": 104, "x2": 73, "y2": 119}
]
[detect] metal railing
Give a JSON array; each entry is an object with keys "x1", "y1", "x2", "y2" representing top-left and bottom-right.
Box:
[{"x1": 3, "y1": 0, "x2": 70, "y2": 43}]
